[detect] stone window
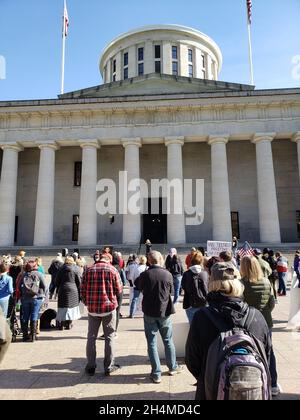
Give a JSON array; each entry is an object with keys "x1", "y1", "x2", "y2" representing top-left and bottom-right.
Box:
[
  {"x1": 155, "y1": 61, "x2": 161, "y2": 73},
  {"x1": 188, "y1": 64, "x2": 193, "y2": 77},
  {"x1": 172, "y1": 46, "x2": 178, "y2": 60},
  {"x1": 172, "y1": 61, "x2": 178, "y2": 76},
  {"x1": 138, "y1": 62, "x2": 144, "y2": 76},
  {"x1": 72, "y1": 215, "x2": 79, "y2": 242},
  {"x1": 74, "y1": 161, "x2": 82, "y2": 187},
  {"x1": 124, "y1": 52, "x2": 128, "y2": 67},
  {"x1": 202, "y1": 69, "x2": 206, "y2": 79},
  {"x1": 124, "y1": 67, "x2": 129, "y2": 79},
  {"x1": 112, "y1": 58, "x2": 117, "y2": 82},
  {"x1": 188, "y1": 48, "x2": 193, "y2": 63},
  {"x1": 231, "y1": 212, "x2": 240, "y2": 239},
  {"x1": 138, "y1": 47, "x2": 144, "y2": 61},
  {"x1": 155, "y1": 45, "x2": 161, "y2": 59}
]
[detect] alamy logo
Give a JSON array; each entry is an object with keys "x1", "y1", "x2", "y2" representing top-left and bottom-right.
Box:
[
  {"x1": 96, "y1": 171, "x2": 205, "y2": 226},
  {"x1": 0, "y1": 56, "x2": 6, "y2": 80},
  {"x1": 292, "y1": 55, "x2": 300, "y2": 81}
]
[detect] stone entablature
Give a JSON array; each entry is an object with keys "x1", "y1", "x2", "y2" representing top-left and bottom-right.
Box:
[{"x1": 0, "y1": 89, "x2": 300, "y2": 147}]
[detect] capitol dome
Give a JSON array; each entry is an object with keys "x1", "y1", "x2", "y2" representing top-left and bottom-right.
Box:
[{"x1": 99, "y1": 24, "x2": 222, "y2": 83}]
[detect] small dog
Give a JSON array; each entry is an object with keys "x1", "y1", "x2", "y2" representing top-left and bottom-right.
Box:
[{"x1": 40, "y1": 309, "x2": 57, "y2": 330}]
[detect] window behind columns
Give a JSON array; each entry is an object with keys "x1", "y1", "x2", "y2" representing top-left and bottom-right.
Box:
[
  {"x1": 72, "y1": 215, "x2": 79, "y2": 242},
  {"x1": 14, "y1": 216, "x2": 18, "y2": 244},
  {"x1": 296, "y1": 211, "x2": 300, "y2": 239},
  {"x1": 74, "y1": 162, "x2": 82, "y2": 187},
  {"x1": 231, "y1": 212, "x2": 240, "y2": 239}
]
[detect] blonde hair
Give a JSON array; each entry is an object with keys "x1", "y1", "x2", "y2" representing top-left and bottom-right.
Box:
[
  {"x1": 208, "y1": 279, "x2": 244, "y2": 298},
  {"x1": 139, "y1": 255, "x2": 147, "y2": 265},
  {"x1": 240, "y1": 256, "x2": 263, "y2": 283},
  {"x1": 35, "y1": 257, "x2": 42, "y2": 266},
  {"x1": 65, "y1": 256, "x2": 75, "y2": 265}
]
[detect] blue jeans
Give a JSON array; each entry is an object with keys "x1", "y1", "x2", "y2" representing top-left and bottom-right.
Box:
[
  {"x1": 0, "y1": 296, "x2": 10, "y2": 318},
  {"x1": 130, "y1": 289, "x2": 141, "y2": 317},
  {"x1": 269, "y1": 330, "x2": 278, "y2": 388},
  {"x1": 21, "y1": 298, "x2": 43, "y2": 323},
  {"x1": 173, "y1": 275, "x2": 182, "y2": 304},
  {"x1": 185, "y1": 307, "x2": 200, "y2": 325},
  {"x1": 278, "y1": 272, "x2": 287, "y2": 295},
  {"x1": 144, "y1": 315, "x2": 178, "y2": 380}
]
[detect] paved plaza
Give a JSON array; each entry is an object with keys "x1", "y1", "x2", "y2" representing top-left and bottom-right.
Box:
[{"x1": 0, "y1": 256, "x2": 300, "y2": 400}]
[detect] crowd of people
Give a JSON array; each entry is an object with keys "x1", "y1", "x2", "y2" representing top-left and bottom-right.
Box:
[{"x1": 0, "y1": 243, "x2": 300, "y2": 400}]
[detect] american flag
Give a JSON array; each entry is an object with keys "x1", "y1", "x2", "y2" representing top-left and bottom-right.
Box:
[
  {"x1": 238, "y1": 241, "x2": 254, "y2": 258},
  {"x1": 247, "y1": 0, "x2": 252, "y2": 25},
  {"x1": 63, "y1": 1, "x2": 69, "y2": 37}
]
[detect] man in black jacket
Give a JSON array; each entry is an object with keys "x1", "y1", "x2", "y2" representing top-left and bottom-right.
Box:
[{"x1": 135, "y1": 251, "x2": 183, "y2": 384}]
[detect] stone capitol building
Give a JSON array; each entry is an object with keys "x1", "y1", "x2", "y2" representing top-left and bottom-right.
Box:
[{"x1": 0, "y1": 24, "x2": 300, "y2": 248}]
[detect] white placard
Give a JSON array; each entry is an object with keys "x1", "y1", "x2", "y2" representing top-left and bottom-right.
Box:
[{"x1": 207, "y1": 241, "x2": 232, "y2": 257}]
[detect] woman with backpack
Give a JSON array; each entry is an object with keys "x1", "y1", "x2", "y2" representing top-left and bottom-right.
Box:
[
  {"x1": 17, "y1": 260, "x2": 46, "y2": 342},
  {"x1": 55, "y1": 256, "x2": 82, "y2": 330},
  {"x1": 240, "y1": 256, "x2": 281, "y2": 397},
  {"x1": 185, "y1": 262, "x2": 272, "y2": 400},
  {"x1": 181, "y1": 252, "x2": 208, "y2": 324},
  {"x1": 0, "y1": 262, "x2": 13, "y2": 318},
  {"x1": 165, "y1": 248, "x2": 184, "y2": 304}
]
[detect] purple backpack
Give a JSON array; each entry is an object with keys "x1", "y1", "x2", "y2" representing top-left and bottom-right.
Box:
[{"x1": 204, "y1": 308, "x2": 272, "y2": 400}]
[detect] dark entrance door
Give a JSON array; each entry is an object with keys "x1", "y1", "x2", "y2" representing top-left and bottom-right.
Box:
[{"x1": 142, "y1": 198, "x2": 167, "y2": 244}]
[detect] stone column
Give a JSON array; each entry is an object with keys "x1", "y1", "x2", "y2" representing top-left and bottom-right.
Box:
[
  {"x1": 121, "y1": 138, "x2": 142, "y2": 245},
  {"x1": 292, "y1": 132, "x2": 300, "y2": 185},
  {"x1": 165, "y1": 137, "x2": 186, "y2": 244},
  {"x1": 0, "y1": 144, "x2": 23, "y2": 246},
  {"x1": 252, "y1": 133, "x2": 281, "y2": 243},
  {"x1": 34, "y1": 143, "x2": 58, "y2": 246},
  {"x1": 78, "y1": 141, "x2": 99, "y2": 246},
  {"x1": 208, "y1": 136, "x2": 232, "y2": 242}
]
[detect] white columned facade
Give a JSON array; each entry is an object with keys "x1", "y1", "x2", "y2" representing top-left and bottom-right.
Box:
[
  {"x1": 78, "y1": 141, "x2": 99, "y2": 246},
  {"x1": 208, "y1": 136, "x2": 232, "y2": 241},
  {"x1": 165, "y1": 137, "x2": 186, "y2": 244},
  {"x1": 0, "y1": 144, "x2": 23, "y2": 246},
  {"x1": 121, "y1": 138, "x2": 142, "y2": 245},
  {"x1": 292, "y1": 132, "x2": 300, "y2": 185},
  {"x1": 34, "y1": 143, "x2": 58, "y2": 246},
  {"x1": 252, "y1": 134, "x2": 281, "y2": 243}
]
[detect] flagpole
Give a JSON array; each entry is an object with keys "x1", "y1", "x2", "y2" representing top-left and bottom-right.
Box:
[
  {"x1": 61, "y1": 0, "x2": 66, "y2": 94},
  {"x1": 246, "y1": 3, "x2": 254, "y2": 86}
]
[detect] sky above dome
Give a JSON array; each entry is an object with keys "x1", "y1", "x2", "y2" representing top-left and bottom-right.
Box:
[{"x1": 0, "y1": 0, "x2": 299, "y2": 101}]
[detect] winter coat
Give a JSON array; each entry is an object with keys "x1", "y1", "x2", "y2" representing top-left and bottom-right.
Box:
[
  {"x1": 165, "y1": 255, "x2": 184, "y2": 276},
  {"x1": 48, "y1": 259, "x2": 64, "y2": 281},
  {"x1": 0, "y1": 274, "x2": 13, "y2": 300},
  {"x1": 241, "y1": 277, "x2": 275, "y2": 328},
  {"x1": 181, "y1": 266, "x2": 208, "y2": 309},
  {"x1": 135, "y1": 265, "x2": 175, "y2": 318},
  {"x1": 185, "y1": 292, "x2": 271, "y2": 400},
  {"x1": 55, "y1": 264, "x2": 81, "y2": 309},
  {"x1": 18, "y1": 270, "x2": 46, "y2": 300}
]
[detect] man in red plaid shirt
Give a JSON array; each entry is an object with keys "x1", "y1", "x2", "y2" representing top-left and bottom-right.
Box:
[{"x1": 81, "y1": 252, "x2": 123, "y2": 376}]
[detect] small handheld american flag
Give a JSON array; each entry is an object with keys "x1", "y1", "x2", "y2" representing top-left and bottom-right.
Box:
[
  {"x1": 238, "y1": 241, "x2": 254, "y2": 258},
  {"x1": 247, "y1": 0, "x2": 252, "y2": 25}
]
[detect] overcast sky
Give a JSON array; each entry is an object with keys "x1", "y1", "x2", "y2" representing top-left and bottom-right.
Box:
[{"x1": 0, "y1": 0, "x2": 299, "y2": 100}]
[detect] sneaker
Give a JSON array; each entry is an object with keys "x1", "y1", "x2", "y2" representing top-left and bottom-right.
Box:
[
  {"x1": 168, "y1": 365, "x2": 184, "y2": 376},
  {"x1": 85, "y1": 367, "x2": 96, "y2": 376},
  {"x1": 99, "y1": 334, "x2": 105, "y2": 340},
  {"x1": 150, "y1": 376, "x2": 162, "y2": 384},
  {"x1": 272, "y1": 384, "x2": 282, "y2": 397},
  {"x1": 105, "y1": 364, "x2": 121, "y2": 376}
]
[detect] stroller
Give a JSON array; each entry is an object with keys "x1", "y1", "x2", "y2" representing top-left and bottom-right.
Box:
[{"x1": 8, "y1": 296, "x2": 22, "y2": 342}]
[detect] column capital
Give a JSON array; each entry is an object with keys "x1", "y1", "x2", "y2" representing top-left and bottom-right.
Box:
[
  {"x1": 121, "y1": 138, "x2": 142, "y2": 148},
  {"x1": 208, "y1": 135, "x2": 229, "y2": 146},
  {"x1": 79, "y1": 140, "x2": 100, "y2": 149},
  {"x1": 36, "y1": 142, "x2": 59, "y2": 151},
  {"x1": 252, "y1": 133, "x2": 276, "y2": 144},
  {"x1": 292, "y1": 132, "x2": 300, "y2": 143},
  {"x1": 165, "y1": 136, "x2": 184, "y2": 147},
  {"x1": 1, "y1": 142, "x2": 23, "y2": 152}
]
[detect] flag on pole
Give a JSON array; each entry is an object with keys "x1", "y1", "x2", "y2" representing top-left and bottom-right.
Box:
[
  {"x1": 63, "y1": 0, "x2": 69, "y2": 37},
  {"x1": 247, "y1": 0, "x2": 252, "y2": 25},
  {"x1": 238, "y1": 241, "x2": 254, "y2": 258}
]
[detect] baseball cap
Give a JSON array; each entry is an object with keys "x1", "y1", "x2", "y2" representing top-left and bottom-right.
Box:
[{"x1": 210, "y1": 262, "x2": 236, "y2": 282}]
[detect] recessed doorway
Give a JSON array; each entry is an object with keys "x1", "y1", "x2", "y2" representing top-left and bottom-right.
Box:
[{"x1": 142, "y1": 198, "x2": 167, "y2": 244}]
